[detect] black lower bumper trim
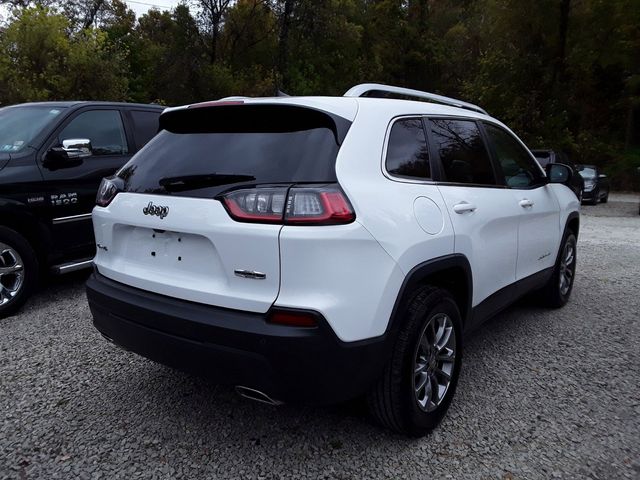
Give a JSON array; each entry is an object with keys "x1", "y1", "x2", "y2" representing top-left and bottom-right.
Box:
[{"x1": 86, "y1": 272, "x2": 388, "y2": 404}]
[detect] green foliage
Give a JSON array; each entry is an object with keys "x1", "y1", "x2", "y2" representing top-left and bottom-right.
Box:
[
  {"x1": 0, "y1": 0, "x2": 638, "y2": 188},
  {"x1": 0, "y1": 6, "x2": 128, "y2": 103}
]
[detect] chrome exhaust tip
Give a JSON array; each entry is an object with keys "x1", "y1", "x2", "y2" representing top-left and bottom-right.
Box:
[
  {"x1": 101, "y1": 332, "x2": 115, "y2": 343},
  {"x1": 100, "y1": 333, "x2": 129, "y2": 351},
  {"x1": 235, "y1": 386, "x2": 283, "y2": 406}
]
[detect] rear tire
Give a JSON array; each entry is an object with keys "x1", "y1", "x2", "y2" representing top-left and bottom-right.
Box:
[
  {"x1": 0, "y1": 226, "x2": 38, "y2": 319},
  {"x1": 541, "y1": 232, "x2": 576, "y2": 308},
  {"x1": 367, "y1": 286, "x2": 463, "y2": 436}
]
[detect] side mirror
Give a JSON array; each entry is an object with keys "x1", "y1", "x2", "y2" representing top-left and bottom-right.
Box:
[
  {"x1": 44, "y1": 138, "x2": 92, "y2": 169},
  {"x1": 61, "y1": 138, "x2": 93, "y2": 159},
  {"x1": 546, "y1": 163, "x2": 572, "y2": 185}
]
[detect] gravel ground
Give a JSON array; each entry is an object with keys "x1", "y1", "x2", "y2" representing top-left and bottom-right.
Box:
[{"x1": 1, "y1": 193, "x2": 639, "y2": 480}]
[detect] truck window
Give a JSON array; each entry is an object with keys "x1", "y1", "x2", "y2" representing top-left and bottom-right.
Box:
[
  {"x1": 59, "y1": 110, "x2": 128, "y2": 156},
  {"x1": 130, "y1": 110, "x2": 161, "y2": 149}
]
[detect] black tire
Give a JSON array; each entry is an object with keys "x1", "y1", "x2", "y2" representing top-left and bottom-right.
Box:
[
  {"x1": 541, "y1": 231, "x2": 577, "y2": 308},
  {"x1": 600, "y1": 192, "x2": 608, "y2": 203},
  {"x1": 0, "y1": 226, "x2": 38, "y2": 319},
  {"x1": 367, "y1": 286, "x2": 463, "y2": 436}
]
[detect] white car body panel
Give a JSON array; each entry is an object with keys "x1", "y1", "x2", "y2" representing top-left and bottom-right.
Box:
[
  {"x1": 436, "y1": 185, "x2": 520, "y2": 306},
  {"x1": 511, "y1": 185, "x2": 562, "y2": 280},
  {"x1": 549, "y1": 183, "x2": 582, "y2": 236},
  {"x1": 275, "y1": 222, "x2": 404, "y2": 342},
  {"x1": 335, "y1": 103, "x2": 455, "y2": 276},
  {"x1": 93, "y1": 193, "x2": 282, "y2": 313}
]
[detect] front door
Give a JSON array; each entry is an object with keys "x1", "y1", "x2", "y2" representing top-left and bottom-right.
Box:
[
  {"x1": 481, "y1": 122, "x2": 561, "y2": 281},
  {"x1": 38, "y1": 108, "x2": 132, "y2": 260}
]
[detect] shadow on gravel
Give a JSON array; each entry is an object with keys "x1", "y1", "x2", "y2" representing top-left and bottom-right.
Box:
[{"x1": 25, "y1": 269, "x2": 91, "y2": 311}]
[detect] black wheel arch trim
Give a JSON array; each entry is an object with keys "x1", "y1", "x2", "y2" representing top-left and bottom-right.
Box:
[
  {"x1": 553, "y1": 211, "x2": 579, "y2": 267},
  {"x1": 565, "y1": 211, "x2": 579, "y2": 235},
  {"x1": 385, "y1": 254, "x2": 473, "y2": 338}
]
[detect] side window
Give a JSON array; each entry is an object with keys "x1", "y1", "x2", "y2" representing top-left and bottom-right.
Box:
[
  {"x1": 130, "y1": 110, "x2": 161, "y2": 149},
  {"x1": 385, "y1": 118, "x2": 431, "y2": 179},
  {"x1": 429, "y1": 119, "x2": 496, "y2": 185},
  {"x1": 59, "y1": 110, "x2": 128, "y2": 156},
  {"x1": 483, "y1": 123, "x2": 542, "y2": 188},
  {"x1": 533, "y1": 151, "x2": 551, "y2": 168}
]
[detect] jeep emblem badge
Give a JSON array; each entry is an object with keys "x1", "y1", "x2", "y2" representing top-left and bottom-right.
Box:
[{"x1": 143, "y1": 201, "x2": 169, "y2": 219}]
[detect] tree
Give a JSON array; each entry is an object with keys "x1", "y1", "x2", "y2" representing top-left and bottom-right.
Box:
[
  {"x1": 192, "y1": 0, "x2": 233, "y2": 64},
  {"x1": 0, "y1": 6, "x2": 128, "y2": 104}
]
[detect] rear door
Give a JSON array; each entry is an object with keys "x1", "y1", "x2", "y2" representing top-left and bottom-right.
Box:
[
  {"x1": 482, "y1": 122, "x2": 561, "y2": 281},
  {"x1": 92, "y1": 103, "x2": 351, "y2": 312},
  {"x1": 429, "y1": 118, "x2": 521, "y2": 309}
]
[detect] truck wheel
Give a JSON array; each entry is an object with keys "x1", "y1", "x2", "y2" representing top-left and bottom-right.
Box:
[
  {"x1": 0, "y1": 226, "x2": 38, "y2": 319},
  {"x1": 541, "y1": 232, "x2": 577, "y2": 308},
  {"x1": 367, "y1": 286, "x2": 462, "y2": 436}
]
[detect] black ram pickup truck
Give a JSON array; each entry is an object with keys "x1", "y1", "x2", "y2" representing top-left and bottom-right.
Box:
[{"x1": 0, "y1": 101, "x2": 163, "y2": 317}]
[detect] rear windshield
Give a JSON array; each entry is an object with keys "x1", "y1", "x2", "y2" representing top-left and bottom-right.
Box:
[{"x1": 118, "y1": 105, "x2": 349, "y2": 198}]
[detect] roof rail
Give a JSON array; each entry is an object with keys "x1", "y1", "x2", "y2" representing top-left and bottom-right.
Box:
[{"x1": 344, "y1": 83, "x2": 488, "y2": 116}]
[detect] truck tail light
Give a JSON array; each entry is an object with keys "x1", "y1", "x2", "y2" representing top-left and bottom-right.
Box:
[
  {"x1": 221, "y1": 185, "x2": 355, "y2": 225},
  {"x1": 96, "y1": 177, "x2": 122, "y2": 207}
]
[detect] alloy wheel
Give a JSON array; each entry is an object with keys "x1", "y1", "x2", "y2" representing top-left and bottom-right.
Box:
[
  {"x1": 413, "y1": 313, "x2": 456, "y2": 412},
  {"x1": 0, "y1": 242, "x2": 25, "y2": 307},
  {"x1": 559, "y1": 240, "x2": 575, "y2": 296}
]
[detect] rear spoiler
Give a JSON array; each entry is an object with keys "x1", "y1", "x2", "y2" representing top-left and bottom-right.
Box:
[{"x1": 159, "y1": 103, "x2": 352, "y2": 145}]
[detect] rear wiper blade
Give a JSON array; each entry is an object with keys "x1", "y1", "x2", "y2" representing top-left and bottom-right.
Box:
[{"x1": 159, "y1": 174, "x2": 255, "y2": 191}]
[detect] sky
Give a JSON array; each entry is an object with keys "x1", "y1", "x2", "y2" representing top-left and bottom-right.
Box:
[{"x1": 123, "y1": 0, "x2": 183, "y2": 17}]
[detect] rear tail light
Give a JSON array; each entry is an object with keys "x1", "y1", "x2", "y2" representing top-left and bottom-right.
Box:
[
  {"x1": 221, "y1": 185, "x2": 355, "y2": 225},
  {"x1": 267, "y1": 309, "x2": 318, "y2": 327},
  {"x1": 223, "y1": 187, "x2": 286, "y2": 223},
  {"x1": 96, "y1": 177, "x2": 122, "y2": 207},
  {"x1": 285, "y1": 187, "x2": 355, "y2": 225}
]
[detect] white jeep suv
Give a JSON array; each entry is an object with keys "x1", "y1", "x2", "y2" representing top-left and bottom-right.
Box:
[{"x1": 86, "y1": 84, "x2": 580, "y2": 436}]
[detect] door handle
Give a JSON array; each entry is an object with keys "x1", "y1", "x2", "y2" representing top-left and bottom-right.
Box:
[
  {"x1": 519, "y1": 199, "x2": 534, "y2": 208},
  {"x1": 453, "y1": 202, "x2": 477, "y2": 214}
]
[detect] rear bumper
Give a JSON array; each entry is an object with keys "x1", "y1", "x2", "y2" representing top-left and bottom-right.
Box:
[{"x1": 86, "y1": 272, "x2": 388, "y2": 404}]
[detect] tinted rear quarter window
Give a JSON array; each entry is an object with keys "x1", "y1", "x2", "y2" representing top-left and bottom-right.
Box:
[
  {"x1": 385, "y1": 118, "x2": 430, "y2": 179},
  {"x1": 429, "y1": 119, "x2": 496, "y2": 185},
  {"x1": 130, "y1": 110, "x2": 161, "y2": 149}
]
